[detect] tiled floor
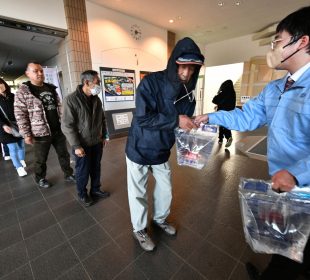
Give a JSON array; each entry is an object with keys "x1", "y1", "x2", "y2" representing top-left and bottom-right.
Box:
[{"x1": 0, "y1": 129, "x2": 304, "y2": 280}]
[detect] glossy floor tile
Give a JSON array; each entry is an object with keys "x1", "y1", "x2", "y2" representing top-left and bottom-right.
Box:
[{"x1": 0, "y1": 129, "x2": 306, "y2": 279}]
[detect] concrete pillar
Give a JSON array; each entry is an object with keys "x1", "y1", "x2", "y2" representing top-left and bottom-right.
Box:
[{"x1": 59, "y1": 0, "x2": 92, "y2": 95}]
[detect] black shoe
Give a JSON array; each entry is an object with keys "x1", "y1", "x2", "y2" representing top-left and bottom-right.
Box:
[
  {"x1": 78, "y1": 195, "x2": 93, "y2": 207},
  {"x1": 90, "y1": 190, "x2": 110, "y2": 199},
  {"x1": 246, "y1": 262, "x2": 261, "y2": 280},
  {"x1": 37, "y1": 178, "x2": 51, "y2": 188},
  {"x1": 65, "y1": 174, "x2": 76, "y2": 183}
]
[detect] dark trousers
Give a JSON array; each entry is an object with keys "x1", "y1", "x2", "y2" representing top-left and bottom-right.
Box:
[
  {"x1": 219, "y1": 126, "x2": 232, "y2": 141},
  {"x1": 34, "y1": 131, "x2": 73, "y2": 182},
  {"x1": 73, "y1": 142, "x2": 103, "y2": 198},
  {"x1": 261, "y1": 238, "x2": 310, "y2": 280},
  {"x1": 3, "y1": 143, "x2": 10, "y2": 156}
]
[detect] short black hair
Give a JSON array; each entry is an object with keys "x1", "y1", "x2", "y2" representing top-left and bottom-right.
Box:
[
  {"x1": 81, "y1": 70, "x2": 98, "y2": 84},
  {"x1": 26, "y1": 61, "x2": 42, "y2": 70},
  {"x1": 276, "y1": 6, "x2": 310, "y2": 53}
]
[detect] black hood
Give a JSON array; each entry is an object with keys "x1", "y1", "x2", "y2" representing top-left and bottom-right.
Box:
[{"x1": 166, "y1": 37, "x2": 205, "y2": 92}]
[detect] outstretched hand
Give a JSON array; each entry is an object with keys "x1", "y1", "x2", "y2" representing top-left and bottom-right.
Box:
[
  {"x1": 194, "y1": 114, "x2": 209, "y2": 125},
  {"x1": 179, "y1": 115, "x2": 197, "y2": 131}
]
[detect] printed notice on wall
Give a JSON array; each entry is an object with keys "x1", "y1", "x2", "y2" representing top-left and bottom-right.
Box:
[
  {"x1": 112, "y1": 112, "x2": 133, "y2": 130},
  {"x1": 116, "y1": 114, "x2": 129, "y2": 125},
  {"x1": 100, "y1": 67, "x2": 135, "y2": 102},
  {"x1": 43, "y1": 66, "x2": 62, "y2": 100}
]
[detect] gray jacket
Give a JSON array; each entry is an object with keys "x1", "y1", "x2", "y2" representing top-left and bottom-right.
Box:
[{"x1": 61, "y1": 85, "x2": 107, "y2": 148}]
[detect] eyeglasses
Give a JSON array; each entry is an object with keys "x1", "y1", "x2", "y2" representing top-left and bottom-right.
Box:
[
  {"x1": 173, "y1": 84, "x2": 195, "y2": 104},
  {"x1": 270, "y1": 36, "x2": 295, "y2": 50}
]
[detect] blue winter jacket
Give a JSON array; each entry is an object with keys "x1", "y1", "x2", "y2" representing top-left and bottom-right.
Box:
[
  {"x1": 126, "y1": 37, "x2": 204, "y2": 165},
  {"x1": 208, "y1": 67, "x2": 310, "y2": 186}
]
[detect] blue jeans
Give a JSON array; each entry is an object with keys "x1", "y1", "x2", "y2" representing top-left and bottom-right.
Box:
[
  {"x1": 73, "y1": 142, "x2": 103, "y2": 198},
  {"x1": 7, "y1": 139, "x2": 25, "y2": 169}
]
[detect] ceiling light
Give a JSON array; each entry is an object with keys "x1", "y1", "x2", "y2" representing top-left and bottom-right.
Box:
[
  {"x1": 169, "y1": 19, "x2": 174, "y2": 23},
  {"x1": 235, "y1": 1, "x2": 241, "y2": 5},
  {"x1": 177, "y1": 16, "x2": 182, "y2": 20},
  {"x1": 218, "y1": 2, "x2": 224, "y2": 7}
]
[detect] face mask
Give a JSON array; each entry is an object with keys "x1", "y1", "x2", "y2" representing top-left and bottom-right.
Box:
[
  {"x1": 90, "y1": 84, "x2": 101, "y2": 95},
  {"x1": 266, "y1": 37, "x2": 301, "y2": 69}
]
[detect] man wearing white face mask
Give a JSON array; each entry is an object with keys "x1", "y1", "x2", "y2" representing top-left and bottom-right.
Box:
[
  {"x1": 15, "y1": 62, "x2": 75, "y2": 188},
  {"x1": 62, "y1": 70, "x2": 110, "y2": 207},
  {"x1": 195, "y1": 6, "x2": 310, "y2": 280}
]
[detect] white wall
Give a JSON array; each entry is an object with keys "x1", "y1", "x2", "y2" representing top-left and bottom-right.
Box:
[
  {"x1": 205, "y1": 34, "x2": 269, "y2": 67},
  {"x1": 86, "y1": 1, "x2": 167, "y2": 110},
  {"x1": 0, "y1": 0, "x2": 67, "y2": 30},
  {"x1": 204, "y1": 63, "x2": 244, "y2": 113}
]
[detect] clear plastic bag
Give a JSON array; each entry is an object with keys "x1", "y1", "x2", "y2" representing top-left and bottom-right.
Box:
[
  {"x1": 239, "y1": 178, "x2": 310, "y2": 262},
  {"x1": 174, "y1": 124, "x2": 217, "y2": 169}
]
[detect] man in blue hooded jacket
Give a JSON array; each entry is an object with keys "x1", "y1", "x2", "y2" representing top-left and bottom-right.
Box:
[{"x1": 125, "y1": 37, "x2": 204, "y2": 251}]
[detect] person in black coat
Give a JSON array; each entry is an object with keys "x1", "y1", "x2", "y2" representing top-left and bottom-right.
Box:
[
  {"x1": 0, "y1": 78, "x2": 27, "y2": 176},
  {"x1": 212, "y1": 80, "x2": 236, "y2": 147}
]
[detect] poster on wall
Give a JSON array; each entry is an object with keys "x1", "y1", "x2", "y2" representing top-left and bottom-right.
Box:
[
  {"x1": 43, "y1": 66, "x2": 62, "y2": 100},
  {"x1": 100, "y1": 67, "x2": 135, "y2": 102}
]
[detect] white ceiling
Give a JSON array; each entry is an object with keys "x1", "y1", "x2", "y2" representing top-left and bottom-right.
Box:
[
  {"x1": 1, "y1": 0, "x2": 309, "y2": 81},
  {"x1": 89, "y1": 0, "x2": 310, "y2": 45}
]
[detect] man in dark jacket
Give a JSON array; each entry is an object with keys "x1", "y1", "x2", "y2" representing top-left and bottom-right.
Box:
[
  {"x1": 61, "y1": 70, "x2": 110, "y2": 207},
  {"x1": 125, "y1": 37, "x2": 204, "y2": 251}
]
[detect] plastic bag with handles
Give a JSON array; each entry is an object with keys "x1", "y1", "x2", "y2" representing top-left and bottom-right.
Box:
[
  {"x1": 174, "y1": 124, "x2": 217, "y2": 169},
  {"x1": 239, "y1": 178, "x2": 310, "y2": 262}
]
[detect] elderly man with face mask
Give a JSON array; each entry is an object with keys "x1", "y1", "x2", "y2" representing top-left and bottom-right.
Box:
[
  {"x1": 61, "y1": 70, "x2": 110, "y2": 207},
  {"x1": 195, "y1": 6, "x2": 310, "y2": 280},
  {"x1": 125, "y1": 37, "x2": 204, "y2": 251}
]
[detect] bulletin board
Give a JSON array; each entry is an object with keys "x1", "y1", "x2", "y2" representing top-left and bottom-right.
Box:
[{"x1": 100, "y1": 67, "x2": 135, "y2": 102}]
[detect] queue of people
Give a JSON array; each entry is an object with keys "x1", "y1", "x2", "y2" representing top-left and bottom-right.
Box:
[{"x1": 0, "y1": 5, "x2": 309, "y2": 280}]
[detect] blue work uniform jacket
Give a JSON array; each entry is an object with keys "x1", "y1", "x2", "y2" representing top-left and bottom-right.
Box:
[{"x1": 208, "y1": 67, "x2": 310, "y2": 186}]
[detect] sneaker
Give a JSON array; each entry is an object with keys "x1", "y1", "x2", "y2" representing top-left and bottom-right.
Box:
[
  {"x1": 153, "y1": 220, "x2": 177, "y2": 236},
  {"x1": 65, "y1": 174, "x2": 76, "y2": 183},
  {"x1": 37, "y1": 178, "x2": 51, "y2": 188},
  {"x1": 78, "y1": 194, "x2": 93, "y2": 207},
  {"x1": 225, "y1": 137, "x2": 233, "y2": 148},
  {"x1": 133, "y1": 229, "x2": 155, "y2": 251},
  {"x1": 90, "y1": 190, "x2": 110, "y2": 199},
  {"x1": 4, "y1": 156, "x2": 11, "y2": 161},
  {"x1": 17, "y1": 167, "x2": 27, "y2": 177},
  {"x1": 20, "y1": 160, "x2": 26, "y2": 167}
]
